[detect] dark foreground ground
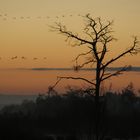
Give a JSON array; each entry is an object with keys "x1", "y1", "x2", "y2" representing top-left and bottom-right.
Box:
[{"x1": 0, "y1": 86, "x2": 140, "y2": 140}]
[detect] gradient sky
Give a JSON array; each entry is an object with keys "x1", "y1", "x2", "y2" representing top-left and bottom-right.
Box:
[{"x1": 0, "y1": 0, "x2": 140, "y2": 68}]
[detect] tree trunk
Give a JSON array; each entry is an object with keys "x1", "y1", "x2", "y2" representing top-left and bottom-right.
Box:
[{"x1": 95, "y1": 63, "x2": 101, "y2": 140}]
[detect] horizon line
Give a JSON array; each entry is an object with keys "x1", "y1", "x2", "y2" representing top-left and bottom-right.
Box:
[{"x1": 0, "y1": 66, "x2": 140, "y2": 71}]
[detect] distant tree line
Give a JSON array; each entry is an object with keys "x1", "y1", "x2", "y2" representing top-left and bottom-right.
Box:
[{"x1": 0, "y1": 84, "x2": 140, "y2": 140}]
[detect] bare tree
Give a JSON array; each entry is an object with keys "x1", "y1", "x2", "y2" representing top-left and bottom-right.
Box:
[{"x1": 50, "y1": 14, "x2": 140, "y2": 140}]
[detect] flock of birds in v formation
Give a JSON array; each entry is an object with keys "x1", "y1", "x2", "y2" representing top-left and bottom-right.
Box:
[
  {"x1": 0, "y1": 56, "x2": 47, "y2": 61},
  {"x1": 0, "y1": 12, "x2": 82, "y2": 62},
  {"x1": 0, "y1": 12, "x2": 81, "y2": 21}
]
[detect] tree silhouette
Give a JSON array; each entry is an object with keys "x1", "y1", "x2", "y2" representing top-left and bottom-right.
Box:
[{"x1": 50, "y1": 14, "x2": 140, "y2": 140}]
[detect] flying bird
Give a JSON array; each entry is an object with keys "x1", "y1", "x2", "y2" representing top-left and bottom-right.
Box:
[
  {"x1": 12, "y1": 17, "x2": 16, "y2": 20},
  {"x1": 20, "y1": 16, "x2": 24, "y2": 19},
  {"x1": 21, "y1": 56, "x2": 26, "y2": 59},
  {"x1": 33, "y1": 57, "x2": 38, "y2": 60},
  {"x1": 26, "y1": 16, "x2": 30, "y2": 19},
  {"x1": 37, "y1": 16, "x2": 41, "y2": 19},
  {"x1": 3, "y1": 18, "x2": 7, "y2": 20},
  {"x1": 11, "y1": 56, "x2": 18, "y2": 60}
]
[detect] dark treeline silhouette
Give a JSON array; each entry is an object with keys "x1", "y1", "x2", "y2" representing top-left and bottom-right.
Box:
[{"x1": 0, "y1": 84, "x2": 140, "y2": 140}]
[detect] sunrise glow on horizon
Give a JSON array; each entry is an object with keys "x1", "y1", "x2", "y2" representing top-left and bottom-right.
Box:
[
  {"x1": 1, "y1": 2, "x2": 140, "y2": 138},
  {"x1": 0, "y1": 0, "x2": 140, "y2": 69}
]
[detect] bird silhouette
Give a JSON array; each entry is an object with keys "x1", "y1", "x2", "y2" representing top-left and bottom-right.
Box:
[
  {"x1": 20, "y1": 16, "x2": 24, "y2": 19},
  {"x1": 21, "y1": 56, "x2": 26, "y2": 59},
  {"x1": 33, "y1": 57, "x2": 38, "y2": 60},
  {"x1": 3, "y1": 18, "x2": 7, "y2": 20},
  {"x1": 37, "y1": 16, "x2": 41, "y2": 19},
  {"x1": 11, "y1": 56, "x2": 17, "y2": 60},
  {"x1": 12, "y1": 17, "x2": 16, "y2": 20},
  {"x1": 43, "y1": 57, "x2": 47, "y2": 59}
]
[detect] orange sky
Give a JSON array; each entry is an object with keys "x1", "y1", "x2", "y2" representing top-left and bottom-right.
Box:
[{"x1": 0, "y1": 0, "x2": 140, "y2": 69}]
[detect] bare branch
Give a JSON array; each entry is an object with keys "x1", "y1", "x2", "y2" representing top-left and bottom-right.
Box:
[
  {"x1": 73, "y1": 59, "x2": 95, "y2": 71},
  {"x1": 100, "y1": 65, "x2": 106, "y2": 81},
  {"x1": 101, "y1": 37, "x2": 139, "y2": 70},
  {"x1": 57, "y1": 76, "x2": 96, "y2": 86},
  {"x1": 74, "y1": 50, "x2": 92, "y2": 63},
  {"x1": 51, "y1": 22, "x2": 93, "y2": 46},
  {"x1": 47, "y1": 78, "x2": 62, "y2": 95},
  {"x1": 97, "y1": 20, "x2": 114, "y2": 39},
  {"x1": 84, "y1": 26, "x2": 95, "y2": 41},
  {"x1": 99, "y1": 40, "x2": 107, "y2": 61},
  {"x1": 50, "y1": 14, "x2": 139, "y2": 100},
  {"x1": 101, "y1": 66, "x2": 130, "y2": 81},
  {"x1": 52, "y1": 78, "x2": 61, "y2": 89},
  {"x1": 98, "y1": 17, "x2": 103, "y2": 30},
  {"x1": 86, "y1": 14, "x2": 98, "y2": 38},
  {"x1": 85, "y1": 14, "x2": 114, "y2": 42}
]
